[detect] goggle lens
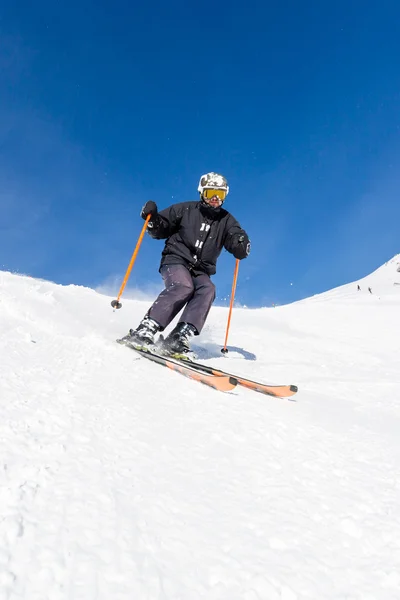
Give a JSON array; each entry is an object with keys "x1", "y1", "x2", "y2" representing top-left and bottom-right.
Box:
[{"x1": 203, "y1": 188, "x2": 227, "y2": 201}]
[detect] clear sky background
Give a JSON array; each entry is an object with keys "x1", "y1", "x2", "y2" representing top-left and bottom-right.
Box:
[{"x1": 1, "y1": 0, "x2": 400, "y2": 308}]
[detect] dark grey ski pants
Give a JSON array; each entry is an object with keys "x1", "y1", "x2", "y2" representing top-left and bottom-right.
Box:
[{"x1": 147, "y1": 264, "x2": 216, "y2": 334}]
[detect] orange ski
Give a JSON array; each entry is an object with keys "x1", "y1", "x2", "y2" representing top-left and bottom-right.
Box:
[
  {"x1": 125, "y1": 344, "x2": 237, "y2": 393},
  {"x1": 164, "y1": 355, "x2": 298, "y2": 398}
]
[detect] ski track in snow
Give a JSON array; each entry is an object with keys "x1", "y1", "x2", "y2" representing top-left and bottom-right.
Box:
[{"x1": 1, "y1": 262, "x2": 400, "y2": 600}]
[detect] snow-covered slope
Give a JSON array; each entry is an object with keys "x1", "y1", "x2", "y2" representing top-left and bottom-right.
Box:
[
  {"x1": 1, "y1": 258, "x2": 400, "y2": 600},
  {"x1": 308, "y1": 252, "x2": 400, "y2": 301}
]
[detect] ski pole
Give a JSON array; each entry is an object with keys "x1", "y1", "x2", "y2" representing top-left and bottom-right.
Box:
[
  {"x1": 221, "y1": 259, "x2": 240, "y2": 354},
  {"x1": 111, "y1": 214, "x2": 151, "y2": 309}
]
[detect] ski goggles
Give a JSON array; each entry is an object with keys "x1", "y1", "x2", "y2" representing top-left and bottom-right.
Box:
[{"x1": 202, "y1": 188, "x2": 227, "y2": 201}]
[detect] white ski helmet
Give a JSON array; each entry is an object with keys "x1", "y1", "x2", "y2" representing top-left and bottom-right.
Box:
[{"x1": 197, "y1": 172, "x2": 229, "y2": 196}]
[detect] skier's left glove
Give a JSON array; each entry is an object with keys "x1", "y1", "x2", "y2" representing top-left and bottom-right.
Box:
[{"x1": 235, "y1": 233, "x2": 251, "y2": 259}]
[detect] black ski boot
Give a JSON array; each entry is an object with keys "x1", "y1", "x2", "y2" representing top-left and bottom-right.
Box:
[
  {"x1": 118, "y1": 317, "x2": 161, "y2": 347},
  {"x1": 162, "y1": 322, "x2": 197, "y2": 359}
]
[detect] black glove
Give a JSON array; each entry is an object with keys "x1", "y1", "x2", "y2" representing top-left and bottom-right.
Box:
[
  {"x1": 141, "y1": 201, "x2": 158, "y2": 220},
  {"x1": 237, "y1": 233, "x2": 250, "y2": 258},
  {"x1": 230, "y1": 232, "x2": 250, "y2": 259}
]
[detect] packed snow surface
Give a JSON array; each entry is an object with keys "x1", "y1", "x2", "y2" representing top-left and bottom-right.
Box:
[{"x1": 1, "y1": 255, "x2": 400, "y2": 600}]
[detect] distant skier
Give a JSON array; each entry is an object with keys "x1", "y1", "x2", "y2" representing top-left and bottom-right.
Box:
[
  {"x1": 357, "y1": 285, "x2": 361, "y2": 291},
  {"x1": 119, "y1": 172, "x2": 250, "y2": 356},
  {"x1": 368, "y1": 287, "x2": 372, "y2": 294}
]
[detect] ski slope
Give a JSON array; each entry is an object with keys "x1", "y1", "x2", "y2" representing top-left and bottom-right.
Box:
[{"x1": 1, "y1": 256, "x2": 400, "y2": 600}]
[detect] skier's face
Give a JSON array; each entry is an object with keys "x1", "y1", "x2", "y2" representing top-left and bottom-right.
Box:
[
  {"x1": 205, "y1": 195, "x2": 223, "y2": 208},
  {"x1": 202, "y1": 188, "x2": 226, "y2": 208}
]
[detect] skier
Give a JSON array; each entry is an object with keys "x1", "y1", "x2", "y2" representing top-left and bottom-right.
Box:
[
  {"x1": 368, "y1": 287, "x2": 372, "y2": 294},
  {"x1": 357, "y1": 285, "x2": 361, "y2": 291},
  {"x1": 119, "y1": 172, "x2": 250, "y2": 356}
]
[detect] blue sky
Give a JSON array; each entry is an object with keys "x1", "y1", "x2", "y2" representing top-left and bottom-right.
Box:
[{"x1": 1, "y1": 0, "x2": 400, "y2": 307}]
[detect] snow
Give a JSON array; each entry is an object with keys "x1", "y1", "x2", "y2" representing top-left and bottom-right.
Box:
[{"x1": 1, "y1": 256, "x2": 400, "y2": 600}]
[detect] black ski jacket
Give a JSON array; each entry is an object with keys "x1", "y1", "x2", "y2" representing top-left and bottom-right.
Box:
[{"x1": 147, "y1": 200, "x2": 250, "y2": 276}]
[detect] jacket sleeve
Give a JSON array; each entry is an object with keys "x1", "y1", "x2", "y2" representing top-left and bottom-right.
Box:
[
  {"x1": 147, "y1": 204, "x2": 183, "y2": 239},
  {"x1": 223, "y1": 217, "x2": 251, "y2": 260}
]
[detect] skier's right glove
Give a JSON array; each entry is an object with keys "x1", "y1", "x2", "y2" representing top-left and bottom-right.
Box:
[{"x1": 141, "y1": 201, "x2": 158, "y2": 220}]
